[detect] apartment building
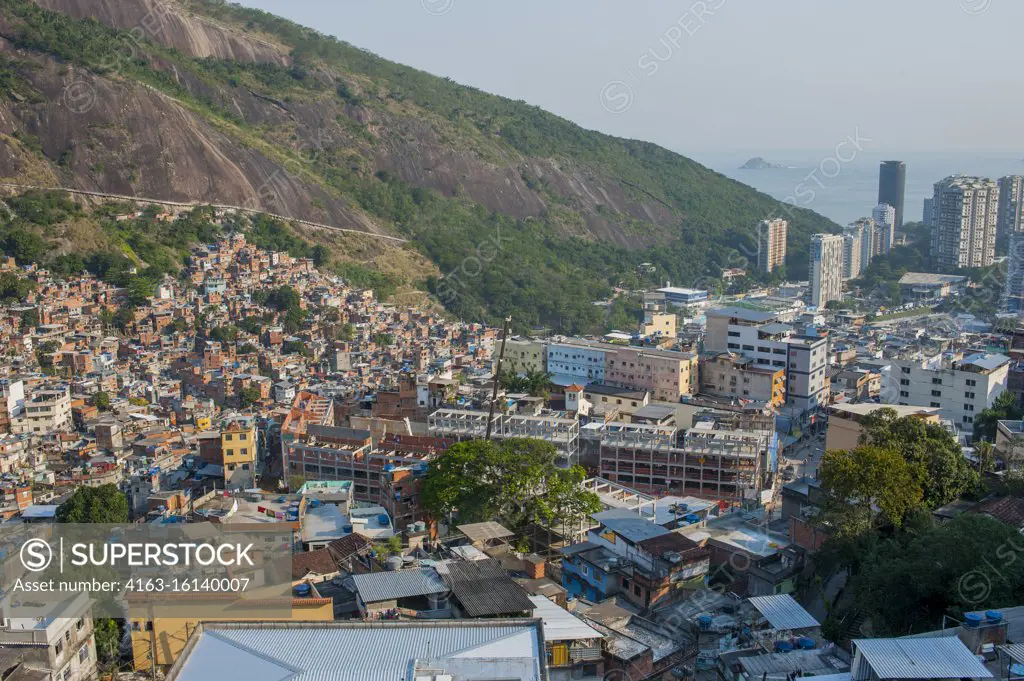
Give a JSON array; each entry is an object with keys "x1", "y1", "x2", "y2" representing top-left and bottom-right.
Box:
[
  {"x1": 20, "y1": 386, "x2": 72, "y2": 434},
  {"x1": 604, "y1": 345, "x2": 698, "y2": 403},
  {"x1": 500, "y1": 338, "x2": 547, "y2": 375},
  {"x1": 871, "y1": 203, "x2": 896, "y2": 255},
  {"x1": 700, "y1": 352, "x2": 785, "y2": 408},
  {"x1": 705, "y1": 307, "x2": 829, "y2": 414},
  {"x1": 931, "y1": 176, "x2": 999, "y2": 270},
  {"x1": 0, "y1": 593, "x2": 97, "y2": 681},
  {"x1": 757, "y1": 218, "x2": 788, "y2": 274},
  {"x1": 546, "y1": 339, "x2": 698, "y2": 402},
  {"x1": 998, "y1": 175, "x2": 1024, "y2": 239},
  {"x1": 883, "y1": 352, "x2": 1010, "y2": 433},
  {"x1": 220, "y1": 412, "x2": 257, "y2": 489},
  {"x1": 842, "y1": 227, "x2": 863, "y2": 280},
  {"x1": 809, "y1": 233, "x2": 844, "y2": 308}
]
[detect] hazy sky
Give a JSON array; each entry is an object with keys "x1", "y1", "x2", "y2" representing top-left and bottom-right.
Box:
[{"x1": 236, "y1": 0, "x2": 1021, "y2": 157}]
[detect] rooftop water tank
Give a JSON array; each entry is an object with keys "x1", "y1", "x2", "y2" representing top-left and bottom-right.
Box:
[
  {"x1": 378, "y1": 514, "x2": 389, "y2": 526},
  {"x1": 343, "y1": 525, "x2": 354, "y2": 533},
  {"x1": 698, "y1": 615, "x2": 713, "y2": 631},
  {"x1": 986, "y1": 610, "x2": 1003, "y2": 623},
  {"x1": 964, "y1": 613, "x2": 984, "y2": 628},
  {"x1": 293, "y1": 584, "x2": 311, "y2": 596},
  {"x1": 774, "y1": 641, "x2": 794, "y2": 653},
  {"x1": 796, "y1": 637, "x2": 815, "y2": 650},
  {"x1": 386, "y1": 556, "x2": 403, "y2": 571}
]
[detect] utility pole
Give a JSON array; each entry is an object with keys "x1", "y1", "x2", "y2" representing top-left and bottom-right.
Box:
[{"x1": 485, "y1": 316, "x2": 512, "y2": 441}]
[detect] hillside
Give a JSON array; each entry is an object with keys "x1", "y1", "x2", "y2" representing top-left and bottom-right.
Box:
[{"x1": 0, "y1": 0, "x2": 840, "y2": 332}]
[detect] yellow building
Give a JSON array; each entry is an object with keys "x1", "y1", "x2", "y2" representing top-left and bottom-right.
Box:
[
  {"x1": 220, "y1": 413, "x2": 257, "y2": 487},
  {"x1": 500, "y1": 339, "x2": 546, "y2": 375},
  {"x1": 130, "y1": 596, "x2": 333, "y2": 671}
]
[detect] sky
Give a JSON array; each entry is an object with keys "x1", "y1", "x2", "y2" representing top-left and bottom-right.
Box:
[{"x1": 235, "y1": 0, "x2": 1022, "y2": 159}]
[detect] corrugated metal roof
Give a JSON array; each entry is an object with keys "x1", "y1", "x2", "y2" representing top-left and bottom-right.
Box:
[
  {"x1": 350, "y1": 567, "x2": 447, "y2": 603},
  {"x1": 1000, "y1": 643, "x2": 1024, "y2": 664},
  {"x1": 458, "y1": 521, "x2": 515, "y2": 543},
  {"x1": 435, "y1": 559, "x2": 535, "y2": 617},
  {"x1": 853, "y1": 638, "x2": 993, "y2": 679},
  {"x1": 173, "y1": 622, "x2": 543, "y2": 681},
  {"x1": 528, "y1": 596, "x2": 603, "y2": 642},
  {"x1": 747, "y1": 594, "x2": 820, "y2": 630}
]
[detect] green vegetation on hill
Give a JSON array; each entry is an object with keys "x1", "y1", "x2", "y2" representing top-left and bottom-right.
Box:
[{"x1": 1, "y1": 0, "x2": 841, "y2": 332}]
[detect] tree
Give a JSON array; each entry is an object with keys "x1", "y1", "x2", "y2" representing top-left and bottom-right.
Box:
[
  {"x1": 91, "y1": 391, "x2": 111, "y2": 411},
  {"x1": 372, "y1": 332, "x2": 394, "y2": 346},
  {"x1": 850, "y1": 513, "x2": 1024, "y2": 635},
  {"x1": 858, "y1": 408, "x2": 980, "y2": 507},
  {"x1": 55, "y1": 485, "x2": 128, "y2": 523},
  {"x1": 125, "y1": 277, "x2": 155, "y2": 307},
  {"x1": 239, "y1": 385, "x2": 262, "y2": 407},
  {"x1": 818, "y1": 444, "x2": 922, "y2": 537},
  {"x1": 421, "y1": 438, "x2": 600, "y2": 534},
  {"x1": 94, "y1": 618, "x2": 122, "y2": 665},
  {"x1": 975, "y1": 392, "x2": 1024, "y2": 442},
  {"x1": 20, "y1": 307, "x2": 39, "y2": 329}
]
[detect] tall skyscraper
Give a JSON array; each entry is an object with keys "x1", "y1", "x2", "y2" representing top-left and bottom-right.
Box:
[
  {"x1": 809, "y1": 234, "x2": 845, "y2": 308},
  {"x1": 757, "y1": 218, "x2": 788, "y2": 273},
  {"x1": 842, "y1": 219, "x2": 876, "y2": 279},
  {"x1": 842, "y1": 229, "x2": 862, "y2": 280},
  {"x1": 878, "y1": 161, "x2": 906, "y2": 229},
  {"x1": 998, "y1": 175, "x2": 1024, "y2": 240},
  {"x1": 930, "y1": 176, "x2": 1000, "y2": 270},
  {"x1": 922, "y1": 197, "x2": 934, "y2": 227},
  {"x1": 872, "y1": 203, "x2": 896, "y2": 255},
  {"x1": 1004, "y1": 233, "x2": 1024, "y2": 315}
]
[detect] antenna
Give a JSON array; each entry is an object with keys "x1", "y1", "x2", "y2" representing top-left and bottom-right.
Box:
[{"x1": 485, "y1": 316, "x2": 512, "y2": 441}]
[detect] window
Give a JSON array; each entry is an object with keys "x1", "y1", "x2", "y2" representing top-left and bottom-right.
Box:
[
  {"x1": 965, "y1": 404, "x2": 974, "y2": 412},
  {"x1": 966, "y1": 379, "x2": 977, "y2": 387},
  {"x1": 965, "y1": 391, "x2": 975, "y2": 399},
  {"x1": 932, "y1": 377, "x2": 943, "y2": 385},
  {"x1": 728, "y1": 343, "x2": 740, "y2": 350},
  {"x1": 239, "y1": 433, "x2": 247, "y2": 441},
  {"x1": 900, "y1": 379, "x2": 909, "y2": 386},
  {"x1": 581, "y1": 564, "x2": 589, "y2": 576},
  {"x1": 728, "y1": 331, "x2": 740, "y2": 337},
  {"x1": 931, "y1": 390, "x2": 942, "y2": 397},
  {"x1": 76, "y1": 619, "x2": 84, "y2": 631},
  {"x1": 55, "y1": 641, "x2": 63, "y2": 656},
  {"x1": 240, "y1": 448, "x2": 248, "y2": 456},
  {"x1": 224, "y1": 433, "x2": 233, "y2": 441},
  {"x1": 900, "y1": 391, "x2": 909, "y2": 398},
  {"x1": 930, "y1": 402, "x2": 941, "y2": 408},
  {"x1": 902, "y1": 367, "x2": 911, "y2": 374},
  {"x1": 743, "y1": 345, "x2": 755, "y2": 351},
  {"x1": 633, "y1": 585, "x2": 641, "y2": 596},
  {"x1": 79, "y1": 646, "x2": 89, "y2": 663}
]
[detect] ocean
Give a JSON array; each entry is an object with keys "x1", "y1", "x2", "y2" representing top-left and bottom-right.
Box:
[{"x1": 685, "y1": 150, "x2": 1024, "y2": 227}]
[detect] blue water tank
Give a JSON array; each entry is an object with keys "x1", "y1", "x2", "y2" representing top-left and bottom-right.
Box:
[
  {"x1": 964, "y1": 613, "x2": 984, "y2": 628},
  {"x1": 343, "y1": 525, "x2": 354, "y2": 533},
  {"x1": 378, "y1": 514, "x2": 389, "y2": 525},
  {"x1": 986, "y1": 610, "x2": 1003, "y2": 622},
  {"x1": 796, "y1": 637, "x2": 815, "y2": 650},
  {"x1": 383, "y1": 464, "x2": 395, "y2": 472},
  {"x1": 293, "y1": 584, "x2": 311, "y2": 596},
  {"x1": 698, "y1": 615, "x2": 713, "y2": 631},
  {"x1": 684, "y1": 514, "x2": 700, "y2": 523},
  {"x1": 774, "y1": 641, "x2": 794, "y2": 653}
]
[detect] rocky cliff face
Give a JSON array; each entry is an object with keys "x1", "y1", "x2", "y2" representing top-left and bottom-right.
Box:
[{"x1": 0, "y1": 0, "x2": 690, "y2": 249}]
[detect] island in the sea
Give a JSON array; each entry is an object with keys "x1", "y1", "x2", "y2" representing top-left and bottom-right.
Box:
[{"x1": 739, "y1": 157, "x2": 785, "y2": 170}]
